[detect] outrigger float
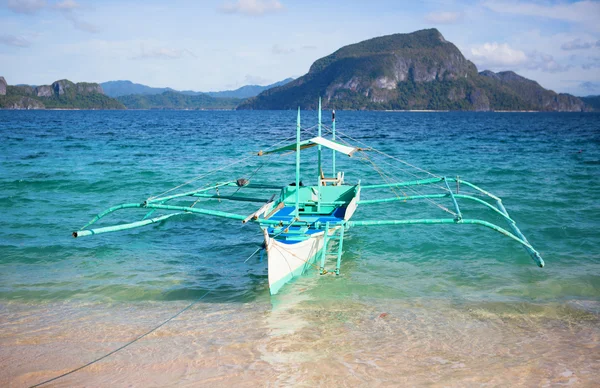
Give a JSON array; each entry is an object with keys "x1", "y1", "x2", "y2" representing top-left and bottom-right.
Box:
[{"x1": 73, "y1": 99, "x2": 544, "y2": 295}]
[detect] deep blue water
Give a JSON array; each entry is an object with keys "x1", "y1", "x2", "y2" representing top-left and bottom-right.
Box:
[{"x1": 0, "y1": 110, "x2": 599, "y2": 304}]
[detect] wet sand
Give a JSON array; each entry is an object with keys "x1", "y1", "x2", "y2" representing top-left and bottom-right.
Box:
[{"x1": 2, "y1": 295, "x2": 598, "y2": 387}]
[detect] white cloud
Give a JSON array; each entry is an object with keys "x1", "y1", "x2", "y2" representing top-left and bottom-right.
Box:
[
  {"x1": 424, "y1": 11, "x2": 463, "y2": 24},
  {"x1": 561, "y1": 38, "x2": 595, "y2": 51},
  {"x1": 582, "y1": 56, "x2": 600, "y2": 70},
  {"x1": 526, "y1": 51, "x2": 571, "y2": 73},
  {"x1": 243, "y1": 74, "x2": 271, "y2": 85},
  {"x1": 219, "y1": 0, "x2": 283, "y2": 16},
  {"x1": 579, "y1": 81, "x2": 600, "y2": 93},
  {"x1": 0, "y1": 34, "x2": 31, "y2": 47},
  {"x1": 469, "y1": 42, "x2": 571, "y2": 73},
  {"x1": 53, "y1": 0, "x2": 78, "y2": 10},
  {"x1": 133, "y1": 46, "x2": 197, "y2": 60},
  {"x1": 483, "y1": 1, "x2": 600, "y2": 31},
  {"x1": 470, "y1": 42, "x2": 528, "y2": 68},
  {"x1": 61, "y1": 12, "x2": 99, "y2": 33},
  {"x1": 6, "y1": 0, "x2": 46, "y2": 14},
  {"x1": 272, "y1": 44, "x2": 294, "y2": 55},
  {"x1": 5, "y1": 0, "x2": 98, "y2": 33}
]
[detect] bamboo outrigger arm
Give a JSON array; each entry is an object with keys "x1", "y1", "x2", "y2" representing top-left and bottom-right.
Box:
[
  {"x1": 358, "y1": 176, "x2": 544, "y2": 268},
  {"x1": 347, "y1": 218, "x2": 544, "y2": 267},
  {"x1": 73, "y1": 202, "x2": 301, "y2": 238}
]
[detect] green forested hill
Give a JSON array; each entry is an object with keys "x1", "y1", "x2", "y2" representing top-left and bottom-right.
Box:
[
  {"x1": 0, "y1": 78, "x2": 124, "y2": 109},
  {"x1": 238, "y1": 29, "x2": 588, "y2": 112},
  {"x1": 117, "y1": 91, "x2": 241, "y2": 110},
  {"x1": 580, "y1": 96, "x2": 600, "y2": 111}
]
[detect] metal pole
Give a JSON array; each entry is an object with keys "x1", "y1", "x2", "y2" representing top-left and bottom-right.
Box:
[
  {"x1": 296, "y1": 107, "x2": 301, "y2": 218},
  {"x1": 318, "y1": 97, "x2": 322, "y2": 183},
  {"x1": 332, "y1": 109, "x2": 336, "y2": 177},
  {"x1": 317, "y1": 98, "x2": 322, "y2": 212}
]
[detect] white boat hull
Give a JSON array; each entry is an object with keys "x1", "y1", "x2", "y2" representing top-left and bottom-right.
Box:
[{"x1": 264, "y1": 228, "x2": 336, "y2": 295}]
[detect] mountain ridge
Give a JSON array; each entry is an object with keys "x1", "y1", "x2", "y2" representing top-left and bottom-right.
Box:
[
  {"x1": 238, "y1": 29, "x2": 588, "y2": 112},
  {"x1": 101, "y1": 78, "x2": 294, "y2": 99}
]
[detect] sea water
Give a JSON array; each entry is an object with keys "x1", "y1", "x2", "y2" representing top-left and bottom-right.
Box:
[{"x1": 0, "y1": 110, "x2": 598, "y2": 386}]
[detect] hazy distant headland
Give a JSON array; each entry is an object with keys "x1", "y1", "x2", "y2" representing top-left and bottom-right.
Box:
[{"x1": 1, "y1": 29, "x2": 598, "y2": 112}]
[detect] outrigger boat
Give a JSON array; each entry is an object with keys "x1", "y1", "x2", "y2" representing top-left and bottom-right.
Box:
[{"x1": 73, "y1": 99, "x2": 544, "y2": 295}]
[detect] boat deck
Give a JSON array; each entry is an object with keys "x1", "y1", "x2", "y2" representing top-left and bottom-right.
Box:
[{"x1": 265, "y1": 206, "x2": 346, "y2": 242}]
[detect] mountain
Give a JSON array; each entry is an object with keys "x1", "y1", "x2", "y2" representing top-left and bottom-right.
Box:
[
  {"x1": 479, "y1": 70, "x2": 586, "y2": 111},
  {"x1": 100, "y1": 80, "x2": 175, "y2": 97},
  {"x1": 238, "y1": 29, "x2": 587, "y2": 112},
  {"x1": 204, "y1": 78, "x2": 295, "y2": 99},
  {"x1": 580, "y1": 95, "x2": 600, "y2": 111},
  {"x1": 0, "y1": 78, "x2": 125, "y2": 109},
  {"x1": 101, "y1": 78, "x2": 294, "y2": 99},
  {"x1": 117, "y1": 91, "x2": 241, "y2": 110}
]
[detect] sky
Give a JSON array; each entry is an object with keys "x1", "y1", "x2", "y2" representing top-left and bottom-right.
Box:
[{"x1": 0, "y1": 0, "x2": 599, "y2": 96}]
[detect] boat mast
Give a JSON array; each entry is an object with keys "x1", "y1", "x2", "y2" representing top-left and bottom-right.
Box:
[
  {"x1": 318, "y1": 97, "x2": 322, "y2": 183},
  {"x1": 295, "y1": 107, "x2": 301, "y2": 218},
  {"x1": 317, "y1": 97, "x2": 322, "y2": 212},
  {"x1": 332, "y1": 108, "x2": 336, "y2": 177}
]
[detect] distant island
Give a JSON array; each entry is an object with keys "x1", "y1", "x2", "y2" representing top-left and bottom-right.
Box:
[
  {"x1": 239, "y1": 29, "x2": 590, "y2": 111},
  {"x1": 100, "y1": 78, "x2": 294, "y2": 99},
  {"x1": 1, "y1": 29, "x2": 598, "y2": 111},
  {"x1": 0, "y1": 77, "x2": 124, "y2": 110}
]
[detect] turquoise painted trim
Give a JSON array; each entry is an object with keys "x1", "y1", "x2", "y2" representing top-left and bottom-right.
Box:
[
  {"x1": 332, "y1": 110, "x2": 336, "y2": 176},
  {"x1": 335, "y1": 224, "x2": 345, "y2": 275},
  {"x1": 348, "y1": 218, "x2": 543, "y2": 266},
  {"x1": 317, "y1": 97, "x2": 322, "y2": 213},
  {"x1": 446, "y1": 178, "x2": 500, "y2": 201},
  {"x1": 80, "y1": 203, "x2": 142, "y2": 230},
  {"x1": 361, "y1": 177, "x2": 444, "y2": 189},
  {"x1": 147, "y1": 181, "x2": 236, "y2": 204},
  {"x1": 191, "y1": 193, "x2": 270, "y2": 203},
  {"x1": 443, "y1": 177, "x2": 462, "y2": 221},
  {"x1": 74, "y1": 212, "x2": 183, "y2": 237},
  {"x1": 496, "y1": 200, "x2": 545, "y2": 267},
  {"x1": 295, "y1": 107, "x2": 301, "y2": 218},
  {"x1": 320, "y1": 221, "x2": 329, "y2": 273},
  {"x1": 359, "y1": 193, "x2": 514, "y2": 223}
]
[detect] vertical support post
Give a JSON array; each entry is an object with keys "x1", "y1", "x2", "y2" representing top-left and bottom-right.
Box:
[
  {"x1": 320, "y1": 221, "x2": 329, "y2": 274},
  {"x1": 335, "y1": 224, "x2": 345, "y2": 275},
  {"x1": 318, "y1": 97, "x2": 322, "y2": 181},
  {"x1": 317, "y1": 97, "x2": 322, "y2": 212},
  {"x1": 443, "y1": 177, "x2": 462, "y2": 222},
  {"x1": 332, "y1": 109, "x2": 336, "y2": 177},
  {"x1": 295, "y1": 107, "x2": 301, "y2": 218}
]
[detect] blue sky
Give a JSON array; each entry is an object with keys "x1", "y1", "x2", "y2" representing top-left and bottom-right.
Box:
[{"x1": 0, "y1": 0, "x2": 599, "y2": 95}]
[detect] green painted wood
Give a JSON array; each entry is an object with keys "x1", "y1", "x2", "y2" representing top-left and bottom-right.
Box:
[
  {"x1": 348, "y1": 217, "x2": 543, "y2": 261},
  {"x1": 146, "y1": 181, "x2": 236, "y2": 204},
  {"x1": 361, "y1": 177, "x2": 443, "y2": 189},
  {"x1": 332, "y1": 109, "x2": 336, "y2": 177},
  {"x1": 80, "y1": 203, "x2": 142, "y2": 230},
  {"x1": 295, "y1": 107, "x2": 301, "y2": 218},
  {"x1": 74, "y1": 212, "x2": 183, "y2": 238},
  {"x1": 358, "y1": 193, "x2": 514, "y2": 222},
  {"x1": 496, "y1": 200, "x2": 545, "y2": 267},
  {"x1": 320, "y1": 221, "x2": 329, "y2": 274},
  {"x1": 444, "y1": 177, "x2": 462, "y2": 221},
  {"x1": 191, "y1": 193, "x2": 271, "y2": 203},
  {"x1": 317, "y1": 97, "x2": 322, "y2": 213},
  {"x1": 446, "y1": 178, "x2": 500, "y2": 201},
  {"x1": 336, "y1": 224, "x2": 345, "y2": 275}
]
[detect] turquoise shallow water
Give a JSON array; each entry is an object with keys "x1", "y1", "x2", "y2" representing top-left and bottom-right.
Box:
[{"x1": 1, "y1": 110, "x2": 599, "y2": 386}]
